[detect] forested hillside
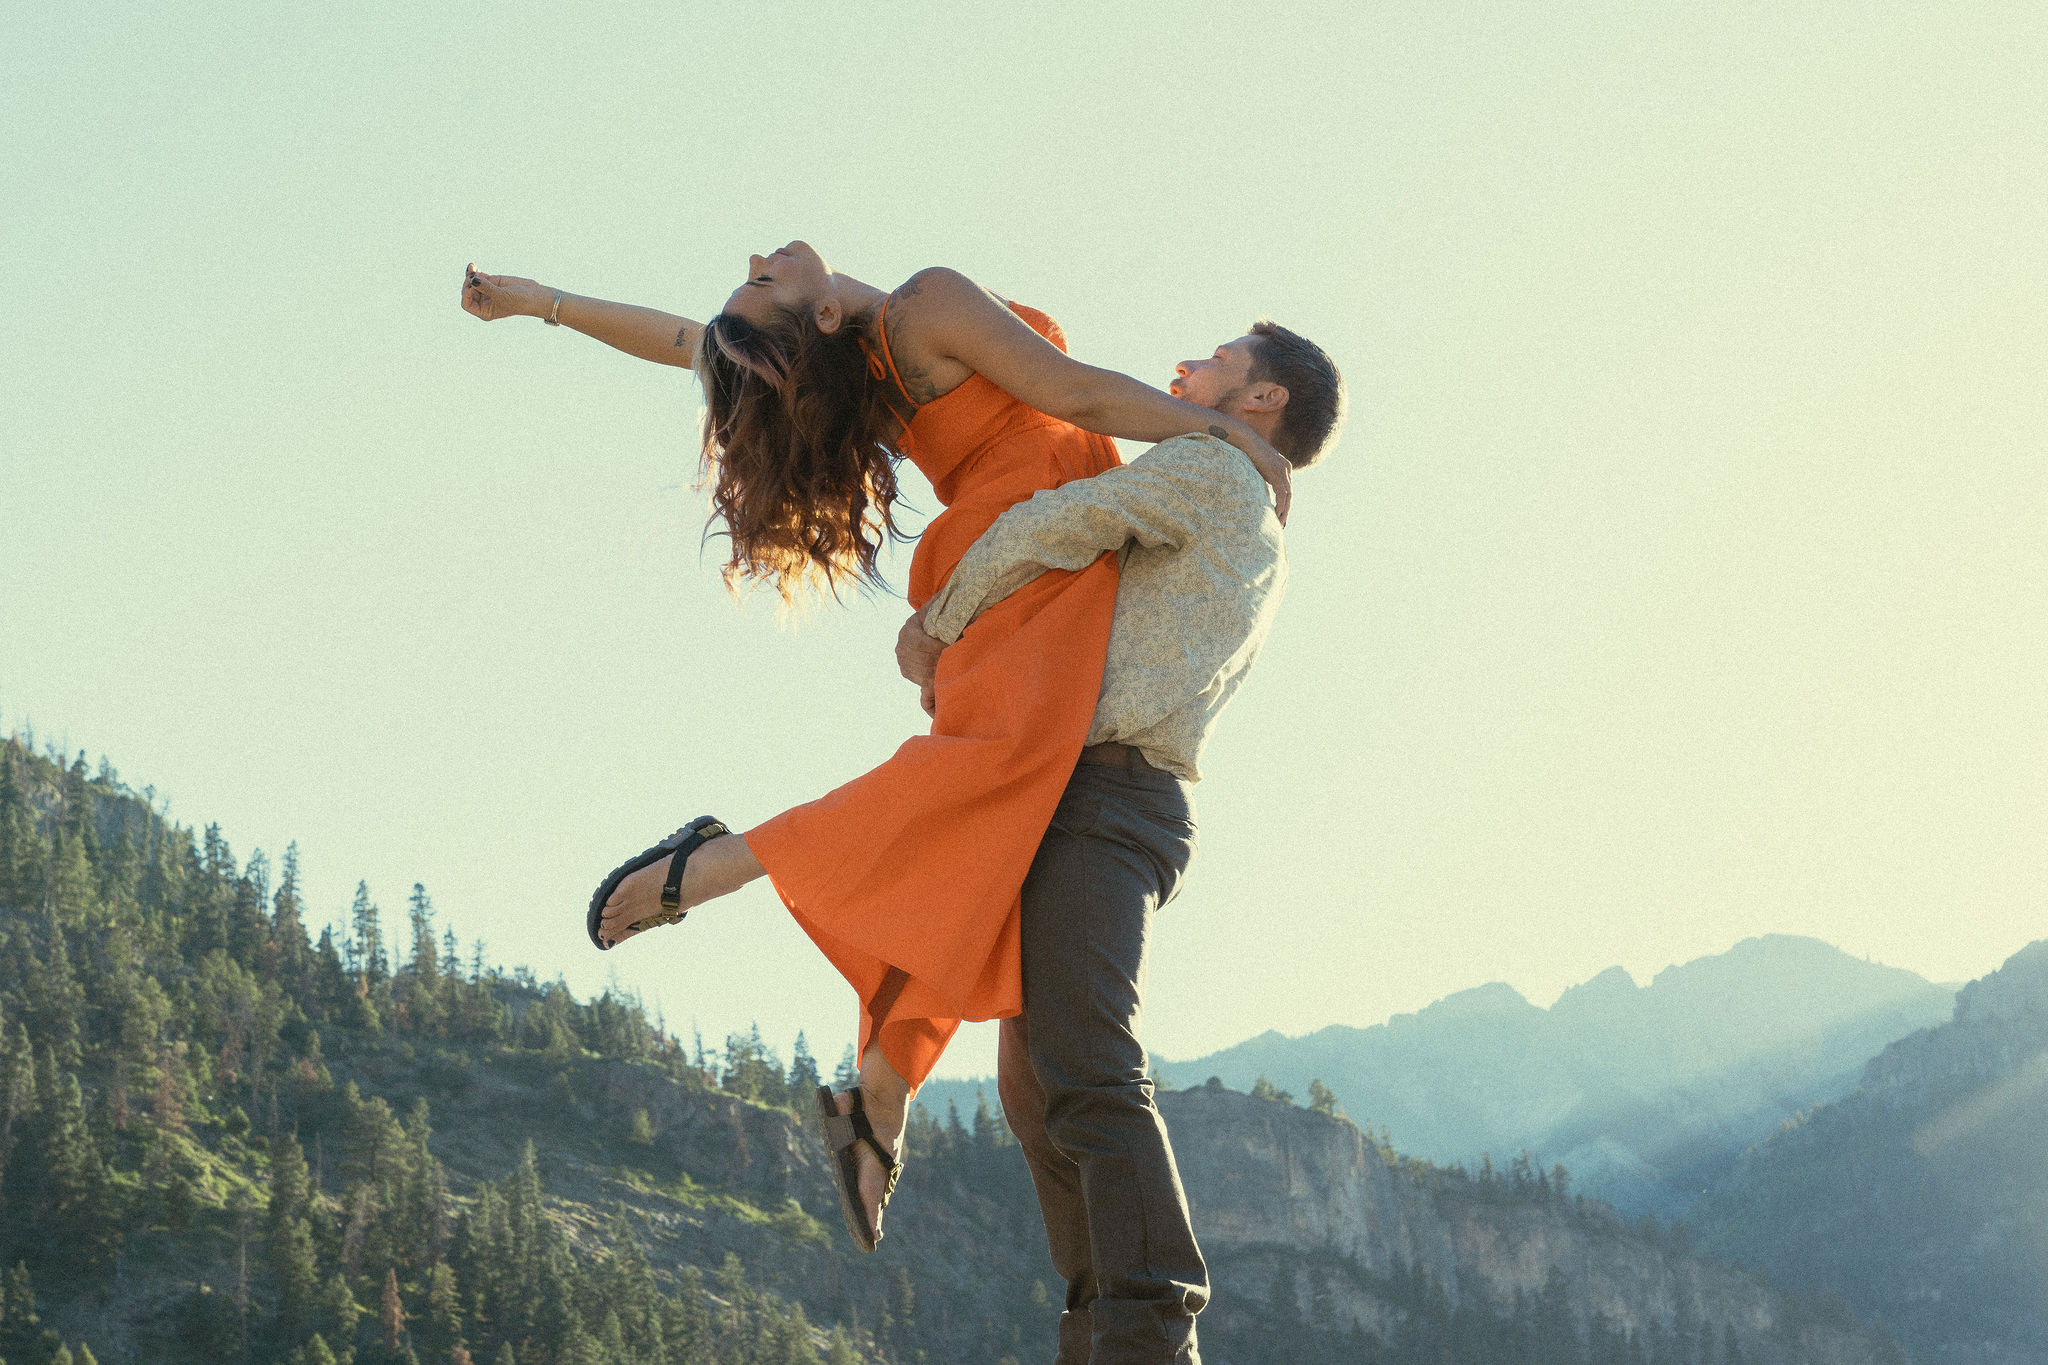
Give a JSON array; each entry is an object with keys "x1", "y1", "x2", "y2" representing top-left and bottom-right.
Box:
[
  {"x1": 0, "y1": 734, "x2": 1912, "y2": 1365},
  {"x1": 0, "y1": 734, "x2": 903, "y2": 1365}
]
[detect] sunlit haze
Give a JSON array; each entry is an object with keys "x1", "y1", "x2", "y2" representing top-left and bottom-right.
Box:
[{"x1": 5, "y1": 3, "x2": 2043, "y2": 1079}]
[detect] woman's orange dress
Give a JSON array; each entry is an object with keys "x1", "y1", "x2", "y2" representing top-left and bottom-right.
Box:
[{"x1": 742, "y1": 301, "x2": 1122, "y2": 1089}]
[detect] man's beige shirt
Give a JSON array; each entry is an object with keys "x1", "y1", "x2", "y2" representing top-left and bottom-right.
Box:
[{"x1": 922, "y1": 432, "x2": 1287, "y2": 782}]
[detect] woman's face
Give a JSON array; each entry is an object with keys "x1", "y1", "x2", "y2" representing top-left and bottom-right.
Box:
[{"x1": 723, "y1": 240, "x2": 832, "y2": 323}]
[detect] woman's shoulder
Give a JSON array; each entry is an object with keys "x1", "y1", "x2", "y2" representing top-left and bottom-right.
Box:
[{"x1": 891, "y1": 268, "x2": 1063, "y2": 348}]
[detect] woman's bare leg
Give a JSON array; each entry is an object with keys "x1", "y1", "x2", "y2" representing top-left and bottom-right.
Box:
[{"x1": 599, "y1": 834, "x2": 909, "y2": 1228}]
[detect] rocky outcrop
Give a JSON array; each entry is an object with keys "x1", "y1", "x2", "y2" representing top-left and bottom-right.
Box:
[{"x1": 1163, "y1": 1085, "x2": 1903, "y2": 1364}]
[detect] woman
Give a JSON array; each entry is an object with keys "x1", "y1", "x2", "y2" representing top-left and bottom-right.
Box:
[{"x1": 461, "y1": 244, "x2": 1287, "y2": 1247}]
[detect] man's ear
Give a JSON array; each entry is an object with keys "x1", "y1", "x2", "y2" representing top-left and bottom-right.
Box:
[
  {"x1": 813, "y1": 296, "x2": 844, "y2": 335},
  {"x1": 1241, "y1": 382, "x2": 1289, "y2": 416}
]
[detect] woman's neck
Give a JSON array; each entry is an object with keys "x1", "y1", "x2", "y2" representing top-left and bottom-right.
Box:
[{"x1": 832, "y1": 274, "x2": 890, "y2": 325}]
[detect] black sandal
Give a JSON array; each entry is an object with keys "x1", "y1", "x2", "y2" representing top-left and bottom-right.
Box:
[
  {"x1": 586, "y1": 816, "x2": 729, "y2": 951},
  {"x1": 814, "y1": 1084, "x2": 902, "y2": 1252}
]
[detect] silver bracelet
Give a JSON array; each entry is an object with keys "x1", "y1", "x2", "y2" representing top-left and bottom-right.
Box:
[{"x1": 544, "y1": 291, "x2": 564, "y2": 326}]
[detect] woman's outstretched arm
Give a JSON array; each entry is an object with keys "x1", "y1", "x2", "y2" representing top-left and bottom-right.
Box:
[
  {"x1": 461, "y1": 265, "x2": 703, "y2": 369},
  {"x1": 896, "y1": 268, "x2": 1294, "y2": 520}
]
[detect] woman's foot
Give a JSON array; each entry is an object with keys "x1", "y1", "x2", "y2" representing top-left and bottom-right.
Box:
[
  {"x1": 596, "y1": 832, "x2": 764, "y2": 947},
  {"x1": 829, "y1": 1084, "x2": 907, "y2": 1237}
]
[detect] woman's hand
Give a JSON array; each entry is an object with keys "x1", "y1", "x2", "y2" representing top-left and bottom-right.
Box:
[
  {"x1": 1226, "y1": 425, "x2": 1293, "y2": 526},
  {"x1": 461, "y1": 264, "x2": 546, "y2": 322},
  {"x1": 896, "y1": 605, "x2": 944, "y2": 717}
]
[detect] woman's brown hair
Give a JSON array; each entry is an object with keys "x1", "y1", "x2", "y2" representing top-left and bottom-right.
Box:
[{"x1": 695, "y1": 305, "x2": 910, "y2": 602}]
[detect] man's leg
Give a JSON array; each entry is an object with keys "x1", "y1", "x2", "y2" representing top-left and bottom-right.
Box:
[
  {"x1": 998, "y1": 1014, "x2": 1097, "y2": 1364},
  {"x1": 1022, "y1": 764, "x2": 1207, "y2": 1364}
]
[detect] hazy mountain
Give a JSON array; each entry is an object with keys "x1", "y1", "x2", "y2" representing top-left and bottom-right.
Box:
[
  {"x1": 1690, "y1": 938, "x2": 2048, "y2": 1364},
  {"x1": 1150, "y1": 935, "x2": 1955, "y2": 1219}
]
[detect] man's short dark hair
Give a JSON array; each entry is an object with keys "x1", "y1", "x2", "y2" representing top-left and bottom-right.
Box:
[{"x1": 1246, "y1": 320, "x2": 1345, "y2": 468}]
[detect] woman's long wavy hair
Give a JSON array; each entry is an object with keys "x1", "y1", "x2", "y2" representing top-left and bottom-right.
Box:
[{"x1": 694, "y1": 304, "x2": 910, "y2": 603}]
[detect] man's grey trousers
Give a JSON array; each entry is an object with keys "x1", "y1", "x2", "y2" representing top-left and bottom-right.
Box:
[{"x1": 997, "y1": 759, "x2": 1208, "y2": 1365}]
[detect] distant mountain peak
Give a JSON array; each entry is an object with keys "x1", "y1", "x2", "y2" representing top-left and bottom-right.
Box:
[
  {"x1": 1417, "y1": 980, "x2": 1537, "y2": 1020},
  {"x1": 1552, "y1": 964, "x2": 1637, "y2": 1004}
]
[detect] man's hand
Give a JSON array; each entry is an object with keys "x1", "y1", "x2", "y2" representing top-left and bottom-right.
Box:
[{"x1": 896, "y1": 605, "x2": 944, "y2": 716}]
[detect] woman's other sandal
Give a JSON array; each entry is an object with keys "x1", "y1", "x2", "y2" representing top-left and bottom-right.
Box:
[{"x1": 814, "y1": 1084, "x2": 902, "y2": 1252}]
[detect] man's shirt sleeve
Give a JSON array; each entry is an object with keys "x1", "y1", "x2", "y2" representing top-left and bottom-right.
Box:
[{"x1": 922, "y1": 435, "x2": 1236, "y2": 645}]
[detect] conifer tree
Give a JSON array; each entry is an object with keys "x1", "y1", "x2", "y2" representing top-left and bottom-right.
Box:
[
  {"x1": 321, "y1": 1272, "x2": 364, "y2": 1349},
  {"x1": 270, "y1": 1133, "x2": 312, "y2": 1231},
  {"x1": 405, "y1": 884, "x2": 443, "y2": 1036},
  {"x1": 0, "y1": 749, "x2": 42, "y2": 909},
  {"x1": 351, "y1": 882, "x2": 389, "y2": 985},
  {"x1": 788, "y1": 1032, "x2": 821, "y2": 1103},
  {"x1": 0, "y1": 1019, "x2": 35, "y2": 1211},
  {"x1": 972, "y1": 1088, "x2": 1005, "y2": 1153},
  {"x1": 424, "y1": 1262, "x2": 463, "y2": 1358},
  {"x1": 271, "y1": 1215, "x2": 320, "y2": 1341},
  {"x1": 39, "y1": 1068, "x2": 116, "y2": 1267},
  {"x1": 272, "y1": 843, "x2": 309, "y2": 978},
  {"x1": 33, "y1": 917, "x2": 85, "y2": 1070}
]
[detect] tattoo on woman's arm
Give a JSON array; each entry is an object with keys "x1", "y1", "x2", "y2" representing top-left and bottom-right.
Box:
[
  {"x1": 675, "y1": 325, "x2": 692, "y2": 348},
  {"x1": 1209, "y1": 425, "x2": 1229, "y2": 440}
]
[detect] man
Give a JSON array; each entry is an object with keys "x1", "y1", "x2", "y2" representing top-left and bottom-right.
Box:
[{"x1": 896, "y1": 320, "x2": 1345, "y2": 1365}]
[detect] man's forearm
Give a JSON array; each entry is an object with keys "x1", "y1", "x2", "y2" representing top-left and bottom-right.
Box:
[{"x1": 923, "y1": 454, "x2": 1210, "y2": 643}]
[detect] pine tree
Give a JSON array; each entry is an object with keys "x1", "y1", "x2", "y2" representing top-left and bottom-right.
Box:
[
  {"x1": 350, "y1": 880, "x2": 388, "y2": 985},
  {"x1": 339, "y1": 1084, "x2": 407, "y2": 1191},
  {"x1": 0, "y1": 748, "x2": 42, "y2": 909},
  {"x1": 788, "y1": 1033, "x2": 822, "y2": 1104},
  {"x1": 0, "y1": 1019, "x2": 35, "y2": 1210},
  {"x1": 405, "y1": 884, "x2": 443, "y2": 1036},
  {"x1": 425, "y1": 1262, "x2": 463, "y2": 1357},
  {"x1": 832, "y1": 1045, "x2": 858, "y2": 1090},
  {"x1": 971, "y1": 1088, "x2": 1005, "y2": 1153},
  {"x1": 270, "y1": 1133, "x2": 312, "y2": 1231},
  {"x1": 272, "y1": 843, "x2": 309, "y2": 977},
  {"x1": 33, "y1": 917, "x2": 85, "y2": 1069},
  {"x1": 322, "y1": 1272, "x2": 364, "y2": 1348},
  {"x1": 271, "y1": 1215, "x2": 320, "y2": 1339},
  {"x1": 1307, "y1": 1079, "x2": 1339, "y2": 1115},
  {"x1": 39, "y1": 1068, "x2": 115, "y2": 1267},
  {"x1": 44, "y1": 830, "x2": 96, "y2": 926}
]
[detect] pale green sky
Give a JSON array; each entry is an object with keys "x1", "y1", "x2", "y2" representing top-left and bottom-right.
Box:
[{"x1": 4, "y1": 3, "x2": 2043, "y2": 1078}]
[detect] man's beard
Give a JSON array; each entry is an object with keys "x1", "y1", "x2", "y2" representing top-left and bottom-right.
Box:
[{"x1": 1203, "y1": 384, "x2": 1249, "y2": 419}]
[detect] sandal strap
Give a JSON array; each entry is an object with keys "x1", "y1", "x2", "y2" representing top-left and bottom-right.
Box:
[
  {"x1": 660, "y1": 816, "x2": 729, "y2": 911},
  {"x1": 820, "y1": 1087, "x2": 903, "y2": 1190}
]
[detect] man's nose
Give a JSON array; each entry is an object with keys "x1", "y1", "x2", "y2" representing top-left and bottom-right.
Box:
[{"x1": 1174, "y1": 360, "x2": 1192, "y2": 377}]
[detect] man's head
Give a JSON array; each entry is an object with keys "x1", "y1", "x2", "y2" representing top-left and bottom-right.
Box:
[{"x1": 1170, "y1": 321, "x2": 1345, "y2": 469}]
